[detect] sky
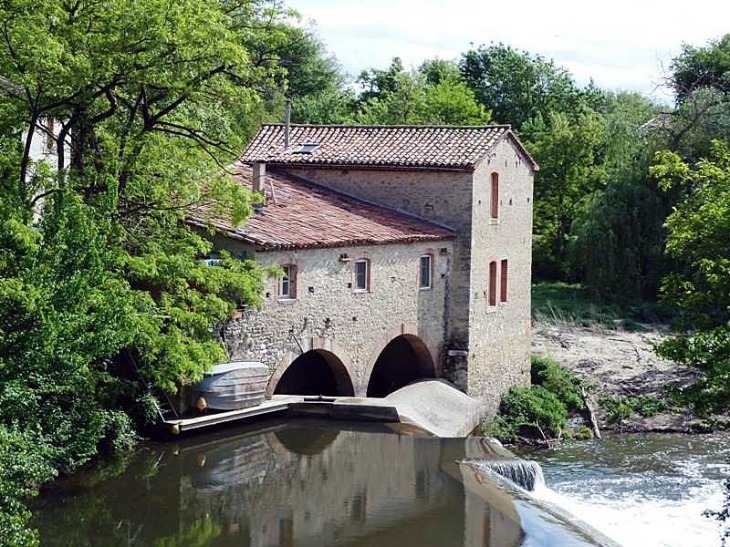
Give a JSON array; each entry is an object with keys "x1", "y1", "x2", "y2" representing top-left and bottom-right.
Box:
[{"x1": 286, "y1": 0, "x2": 730, "y2": 103}]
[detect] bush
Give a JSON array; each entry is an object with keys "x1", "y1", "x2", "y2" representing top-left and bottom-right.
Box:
[
  {"x1": 498, "y1": 385, "x2": 569, "y2": 439},
  {"x1": 483, "y1": 356, "x2": 591, "y2": 443},
  {"x1": 531, "y1": 355, "x2": 585, "y2": 412},
  {"x1": 603, "y1": 397, "x2": 633, "y2": 425},
  {"x1": 573, "y1": 426, "x2": 594, "y2": 440},
  {"x1": 628, "y1": 396, "x2": 670, "y2": 417},
  {"x1": 0, "y1": 427, "x2": 56, "y2": 547},
  {"x1": 601, "y1": 395, "x2": 670, "y2": 424}
]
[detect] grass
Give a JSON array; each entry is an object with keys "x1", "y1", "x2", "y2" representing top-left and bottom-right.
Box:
[{"x1": 532, "y1": 281, "x2": 674, "y2": 331}]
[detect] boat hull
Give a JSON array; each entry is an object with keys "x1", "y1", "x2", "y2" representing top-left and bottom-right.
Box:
[{"x1": 193, "y1": 361, "x2": 269, "y2": 411}]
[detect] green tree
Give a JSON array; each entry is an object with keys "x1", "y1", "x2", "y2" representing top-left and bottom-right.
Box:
[
  {"x1": 0, "y1": 1, "x2": 292, "y2": 542},
  {"x1": 354, "y1": 58, "x2": 491, "y2": 125},
  {"x1": 570, "y1": 92, "x2": 668, "y2": 300},
  {"x1": 459, "y1": 43, "x2": 582, "y2": 130},
  {"x1": 244, "y1": 14, "x2": 355, "y2": 125},
  {"x1": 651, "y1": 141, "x2": 730, "y2": 414},
  {"x1": 672, "y1": 34, "x2": 730, "y2": 102},
  {"x1": 526, "y1": 110, "x2": 606, "y2": 278}
]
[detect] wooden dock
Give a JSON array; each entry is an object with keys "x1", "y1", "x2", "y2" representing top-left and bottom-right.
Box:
[
  {"x1": 163, "y1": 395, "x2": 401, "y2": 434},
  {"x1": 165, "y1": 395, "x2": 302, "y2": 433},
  {"x1": 163, "y1": 381, "x2": 478, "y2": 436}
]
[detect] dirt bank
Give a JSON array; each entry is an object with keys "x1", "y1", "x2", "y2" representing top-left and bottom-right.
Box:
[{"x1": 531, "y1": 321, "x2": 708, "y2": 433}]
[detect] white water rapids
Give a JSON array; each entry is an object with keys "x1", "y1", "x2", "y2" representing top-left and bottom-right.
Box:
[{"x1": 523, "y1": 433, "x2": 730, "y2": 547}]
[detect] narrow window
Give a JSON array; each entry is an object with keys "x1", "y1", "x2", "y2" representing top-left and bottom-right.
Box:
[
  {"x1": 279, "y1": 265, "x2": 297, "y2": 299},
  {"x1": 419, "y1": 255, "x2": 432, "y2": 289},
  {"x1": 490, "y1": 172, "x2": 499, "y2": 219},
  {"x1": 355, "y1": 259, "x2": 369, "y2": 292},
  {"x1": 488, "y1": 261, "x2": 497, "y2": 306},
  {"x1": 500, "y1": 259, "x2": 508, "y2": 303}
]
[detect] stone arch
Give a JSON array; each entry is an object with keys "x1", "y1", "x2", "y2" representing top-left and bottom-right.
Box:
[
  {"x1": 266, "y1": 338, "x2": 355, "y2": 397},
  {"x1": 364, "y1": 325, "x2": 438, "y2": 398}
]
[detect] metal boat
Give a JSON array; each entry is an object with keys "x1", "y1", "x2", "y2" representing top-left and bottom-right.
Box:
[{"x1": 192, "y1": 361, "x2": 269, "y2": 411}]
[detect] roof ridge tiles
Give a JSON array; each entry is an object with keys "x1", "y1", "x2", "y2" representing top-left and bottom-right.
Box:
[{"x1": 259, "y1": 123, "x2": 513, "y2": 130}]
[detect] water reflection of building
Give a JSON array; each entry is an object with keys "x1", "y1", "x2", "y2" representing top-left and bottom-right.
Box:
[
  {"x1": 33, "y1": 424, "x2": 530, "y2": 546},
  {"x1": 174, "y1": 425, "x2": 524, "y2": 547}
]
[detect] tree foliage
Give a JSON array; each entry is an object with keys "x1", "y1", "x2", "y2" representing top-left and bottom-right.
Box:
[
  {"x1": 354, "y1": 58, "x2": 491, "y2": 125},
  {"x1": 459, "y1": 43, "x2": 586, "y2": 130},
  {"x1": 570, "y1": 93, "x2": 667, "y2": 299},
  {"x1": 652, "y1": 142, "x2": 730, "y2": 414},
  {"x1": 0, "y1": 1, "x2": 292, "y2": 542},
  {"x1": 526, "y1": 109, "x2": 606, "y2": 278},
  {"x1": 673, "y1": 34, "x2": 730, "y2": 102}
]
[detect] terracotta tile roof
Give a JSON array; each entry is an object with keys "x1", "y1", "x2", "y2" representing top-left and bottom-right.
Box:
[
  {"x1": 240, "y1": 124, "x2": 539, "y2": 171},
  {"x1": 189, "y1": 164, "x2": 457, "y2": 251}
]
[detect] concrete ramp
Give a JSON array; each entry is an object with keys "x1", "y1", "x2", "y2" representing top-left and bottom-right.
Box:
[{"x1": 384, "y1": 379, "x2": 486, "y2": 437}]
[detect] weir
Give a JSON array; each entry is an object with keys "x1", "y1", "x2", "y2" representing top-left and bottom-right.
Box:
[{"x1": 467, "y1": 458, "x2": 546, "y2": 491}]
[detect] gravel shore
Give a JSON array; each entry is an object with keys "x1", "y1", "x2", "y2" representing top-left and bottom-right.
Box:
[{"x1": 531, "y1": 321, "x2": 709, "y2": 433}]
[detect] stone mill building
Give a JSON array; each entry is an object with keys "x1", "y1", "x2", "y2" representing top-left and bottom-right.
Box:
[{"x1": 194, "y1": 124, "x2": 538, "y2": 413}]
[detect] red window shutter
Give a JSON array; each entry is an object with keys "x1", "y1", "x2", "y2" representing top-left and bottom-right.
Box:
[
  {"x1": 491, "y1": 173, "x2": 499, "y2": 219},
  {"x1": 489, "y1": 261, "x2": 497, "y2": 306},
  {"x1": 500, "y1": 259, "x2": 508, "y2": 302}
]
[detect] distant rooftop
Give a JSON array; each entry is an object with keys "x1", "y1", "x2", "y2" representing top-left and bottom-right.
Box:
[
  {"x1": 639, "y1": 112, "x2": 673, "y2": 132},
  {"x1": 188, "y1": 164, "x2": 456, "y2": 251},
  {"x1": 240, "y1": 124, "x2": 538, "y2": 171}
]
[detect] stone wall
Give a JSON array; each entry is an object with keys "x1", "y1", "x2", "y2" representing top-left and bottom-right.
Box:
[
  {"x1": 466, "y1": 139, "x2": 534, "y2": 412},
  {"x1": 281, "y1": 167, "x2": 474, "y2": 345},
  {"x1": 217, "y1": 240, "x2": 453, "y2": 396},
  {"x1": 279, "y1": 142, "x2": 535, "y2": 412}
]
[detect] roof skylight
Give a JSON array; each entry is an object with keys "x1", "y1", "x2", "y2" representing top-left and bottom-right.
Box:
[{"x1": 292, "y1": 143, "x2": 321, "y2": 154}]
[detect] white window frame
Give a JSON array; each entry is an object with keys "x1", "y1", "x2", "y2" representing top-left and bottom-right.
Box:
[
  {"x1": 419, "y1": 255, "x2": 432, "y2": 290},
  {"x1": 354, "y1": 259, "x2": 369, "y2": 292},
  {"x1": 279, "y1": 265, "x2": 295, "y2": 300}
]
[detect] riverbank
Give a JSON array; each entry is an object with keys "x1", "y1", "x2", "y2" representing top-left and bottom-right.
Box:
[{"x1": 532, "y1": 319, "x2": 710, "y2": 433}]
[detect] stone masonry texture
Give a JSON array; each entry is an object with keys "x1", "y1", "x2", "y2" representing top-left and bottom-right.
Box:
[
  {"x1": 220, "y1": 240, "x2": 452, "y2": 397},
  {"x1": 214, "y1": 134, "x2": 534, "y2": 416}
]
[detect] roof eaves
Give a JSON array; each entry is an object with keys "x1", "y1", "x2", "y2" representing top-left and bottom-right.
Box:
[
  {"x1": 254, "y1": 232, "x2": 457, "y2": 252},
  {"x1": 186, "y1": 214, "x2": 261, "y2": 246}
]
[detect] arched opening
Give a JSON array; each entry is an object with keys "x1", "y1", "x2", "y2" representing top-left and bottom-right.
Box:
[
  {"x1": 366, "y1": 334, "x2": 436, "y2": 397},
  {"x1": 273, "y1": 350, "x2": 355, "y2": 396}
]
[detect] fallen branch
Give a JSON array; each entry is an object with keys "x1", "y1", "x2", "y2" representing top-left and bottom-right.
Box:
[{"x1": 581, "y1": 387, "x2": 602, "y2": 439}]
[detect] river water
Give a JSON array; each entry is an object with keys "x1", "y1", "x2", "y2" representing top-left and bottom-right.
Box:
[
  {"x1": 31, "y1": 422, "x2": 729, "y2": 546},
  {"x1": 521, "y1": 432, "x2": 730, "y2": 547},
  {"x1": 31, "y1": 419, "x2": 602, "y2": 546}
]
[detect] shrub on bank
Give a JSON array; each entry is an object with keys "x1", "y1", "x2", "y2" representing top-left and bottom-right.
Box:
[
  {"x1": 531, "y1": 354, "x2": 585, "y2": 412},
  {"x1": 0, "y1": 428, "x2": 56, "y2": 546},
  {"x1": 483, "y1": 355, "x2": 587, "y2": 443},
  {"x1": 601, "y1": 395, "x2": 671, "y2": 425}
]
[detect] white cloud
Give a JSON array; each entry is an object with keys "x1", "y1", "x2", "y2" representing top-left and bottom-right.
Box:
[{"x1": 287, "y1": 0, "x2": 730, "y2": 101}]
